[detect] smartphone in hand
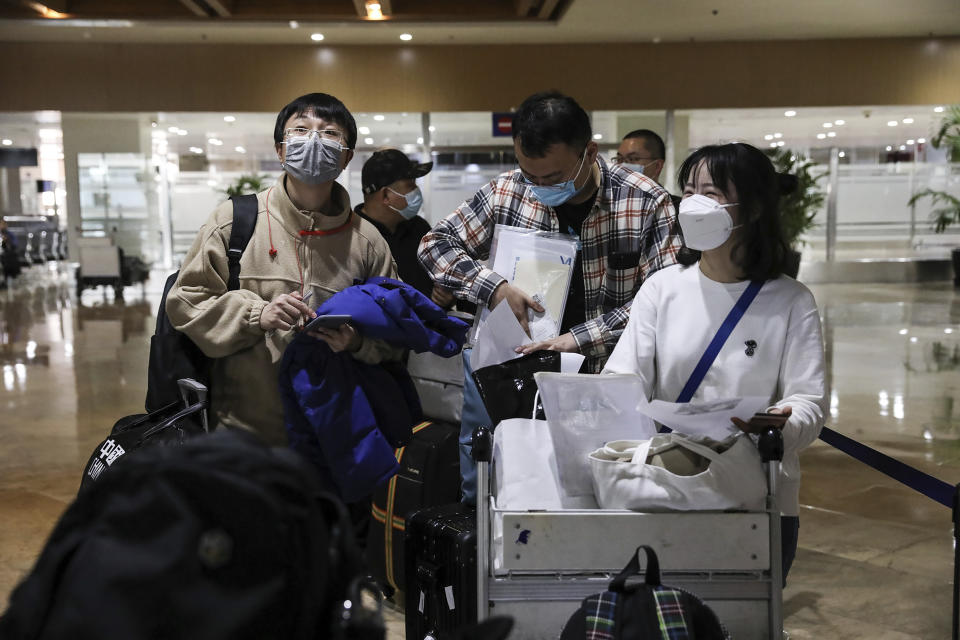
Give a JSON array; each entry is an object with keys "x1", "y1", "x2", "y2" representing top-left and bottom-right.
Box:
[
  {"x1": 751, "y1": 412, "x2": 789, "y2": 428},
  {"x1": 302, "y1": 314, "x2": 352, "y2": 333}
]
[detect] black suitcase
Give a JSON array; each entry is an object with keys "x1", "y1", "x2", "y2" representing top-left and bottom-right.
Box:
[
  {"x1": 405, "y1": 504, "x2": 477, "y2": 640},
  {"x1": 367, "y1": 420, "x2": 460, "y2": 594}
]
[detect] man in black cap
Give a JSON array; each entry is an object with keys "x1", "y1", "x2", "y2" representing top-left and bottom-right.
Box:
[{"x1": 356, "y1": 148, "x2": 453, "y2": 306}]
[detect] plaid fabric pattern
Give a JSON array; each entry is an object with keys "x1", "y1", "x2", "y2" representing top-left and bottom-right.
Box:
[
  {"x1": 584, "y1": 591, "x2": 618, "y2": 640},
  {"x1": 417, "y1": 158, "x2": 680, "y2": 372},
  {"x1": 652, "y1": 587, "x2": 691, "y2": 639}
]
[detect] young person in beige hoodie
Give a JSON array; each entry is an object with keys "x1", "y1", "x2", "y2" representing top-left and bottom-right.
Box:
[{"x1": 166, "y1": 93, "x2": 399, "y2": 446}]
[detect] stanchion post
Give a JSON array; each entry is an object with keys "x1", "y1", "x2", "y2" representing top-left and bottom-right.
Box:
[
  {"x1": 471, "y1": 425, "x2": 493, "y2": 623},
  {"x1": 953, "y1": 483, "x2": 959, "y2": 640}
]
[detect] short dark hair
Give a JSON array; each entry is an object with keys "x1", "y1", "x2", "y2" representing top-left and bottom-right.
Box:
[
  {"x1": 622, "y1": 129, "x2": 665, "y2": 160},
  {"x1": 676, "y1": 143, "x2": 790, "y2": 281},
  {"x1": 512, "y1": 91, "x2": 592, "y2": 158},
  {"x1": 273, "y1": 93, "x2": 357, "y2": 149}
]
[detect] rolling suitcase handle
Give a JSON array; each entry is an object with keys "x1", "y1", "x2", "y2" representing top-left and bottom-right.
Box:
[
  {"x1": 177, "y1": 378, "x2": 209, "y2": 433},
  {"x1": 471, "y1": 424, "x2": 493, "y2": 623},
  {"x1": 758, "y1": 426, "x2": 784, "y2": 637}
]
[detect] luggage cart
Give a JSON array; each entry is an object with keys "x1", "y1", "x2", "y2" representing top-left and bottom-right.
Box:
[{"x1": 472, "y1": 425, "x2": 785, "y2": 639}]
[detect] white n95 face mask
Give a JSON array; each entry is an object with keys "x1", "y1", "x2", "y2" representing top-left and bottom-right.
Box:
[{"x1": 678, "y1": 193, "x2": 740, "y2": 251}]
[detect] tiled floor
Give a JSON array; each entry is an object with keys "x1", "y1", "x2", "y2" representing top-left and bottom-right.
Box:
[{"x1": 1, "y1": 265, "x2": 958, "y2": 638}]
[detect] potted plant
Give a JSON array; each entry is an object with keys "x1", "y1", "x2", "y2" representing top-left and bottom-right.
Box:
[
  {"x1": 907, "y1": 105, "x2": 960, "y2": 286},
  {"x1": 766, "y1": 148, "x2": 827, "y2": 279},
  {"x1": 221, "y1": 174, "x2": 270, "y2": 198}
]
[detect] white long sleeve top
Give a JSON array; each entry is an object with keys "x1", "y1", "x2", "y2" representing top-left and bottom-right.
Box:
[{"x1": 603, "y1": 263, "x2": 827, "y2": 516}]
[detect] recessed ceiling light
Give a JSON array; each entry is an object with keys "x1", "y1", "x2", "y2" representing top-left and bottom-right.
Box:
[
  {"x1": 934, "y1": 106, "x2": 945, "y2": 113},
  {"x1": 834, "y1": 119, "x2": 845, "y2": 125},
  {"x1": 784, "y1": 110, "x2": 797, "y2": 117},
  {"x1": 399, "y1": 33, "x2": 413, "y2": 41},
  {"x1": 885, "y1": 145, "x2": 892, "y2": 151},
  {"x1": 358, "y1": 126, "x2": 370, "y2": 135},
  {"x1": 769, "y1": 142, "x2": 777, "y2": 148},
  {"x1": 901, "y1": 117, "x2": 914, "y2": 124},
  {"x1": 827, "y1": 131, "x2": 836, "y2": 137},
  {"x1": 428, "y1": 125, "x2": 436, "y2": 132},
  {"x1": 311, "y1": 33, "x2": 324, "y2": 41},
  {"x1": 168, "y1": 126, "x2": 179, "y2": 133},
  {"x1": 177, "y1": 129, "x2": 187, "y2": 136},
  {"x1": 190, "y1": 147, "x2": 203, "y2": 154},
  {"x1": 208, "y1": 138, "x2": 223, "y2": 145},
  {"x1": 887, "y1": 121, "x2": 898, "y2": 127},
  {"x1": 235, "y1": 146, "x2": 246, "y2": 153},
  {"x1": 417, "y1": 137, "x2": 424, "y2": 144},
  {"x1": 838, "y1": 151, "x2": 846, "y2": 158},
  {"x1": 289, "y1": 20, "x2": 299, "y2": 29},
  {"x1": 822, "y1": 122, "x2": 833, "y2": 128},
  {"x1": 776, "y1": 141, "x2": 785, "y2": 147},
  {"x1": 364, "y1": 137, "x2": 374, "y2": 145},
  {"x1": 816, "y1": 133, "x2": 826, "y2": 139},
  {"x1": 918, "y1": 138, "x2": 926, "y2": 143},
  {"x1": 365, "y1": 1, "x2": 384, "y2": 19},
  {"x1": 764, "y1": 134, "x2": 773, "y2": 141},
  {"x1": 593, "y1": 133, "x2": 603, "y2": 140},
  {"x1": 1, "y1": 139, "x2": 12, "y2": 146},
  {"x1": 223, "y1": 115, "x2": 236, "y2": 123},
  {"x1": 899, "y1": 145, "x2": 906, "y2": 151},
  {"x1": 373, "y1": 114, "x2": 385, "y2": 121},
  {"x1": 773, "y1": 132, "x2": 782, "y2": 139}
]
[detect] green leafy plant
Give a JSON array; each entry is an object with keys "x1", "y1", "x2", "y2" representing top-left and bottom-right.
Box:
[
  {"x1": 907, "y1": 105, "x2": 960, "y2": 232},
  {"x1": 766, "y1": 148, "x2": 826, "y2": 248},
  {"x1": 222, "y1": 174, "x2": 270, "y2": 198}
]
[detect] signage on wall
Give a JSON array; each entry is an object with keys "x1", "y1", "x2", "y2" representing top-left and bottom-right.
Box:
[{"x1": 492, "y1": 112, "x2": 514, "y2": 137}]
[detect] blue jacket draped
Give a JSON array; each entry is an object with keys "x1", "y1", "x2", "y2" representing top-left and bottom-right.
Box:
[{"x1": 278, "y1": 277, "x2": 469, "y2": 502}]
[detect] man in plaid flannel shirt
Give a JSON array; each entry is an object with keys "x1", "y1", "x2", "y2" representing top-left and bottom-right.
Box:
[{"x1": 417, "y1": 91, "x2": 681, "y2": 500}]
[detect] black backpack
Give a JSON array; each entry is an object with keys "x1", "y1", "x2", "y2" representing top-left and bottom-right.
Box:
[
  {"x1": 0, "y1": 430, "x2": 380, "y2": 640},
  {"x1": 560, "y1": 546, "x2": 729, "y2": 640},
  {"x1": 145, "y1": 194, "x2": 259, "y2": 412}
]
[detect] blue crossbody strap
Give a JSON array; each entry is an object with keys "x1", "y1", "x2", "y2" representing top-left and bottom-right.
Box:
[{"x1": 675, "y1": 280, "x2": 764, "y2": 403}]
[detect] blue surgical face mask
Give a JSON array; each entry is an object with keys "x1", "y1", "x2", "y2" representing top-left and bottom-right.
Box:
[
  {"x1": 387, "y1": 186, "x2": 423, "y2": 220},
  {"x1": 621, "y1": 162, "x2": 645, "y2": 175},
  {"x1": 524, "y1": 151, "x2": 588, "y2": 208}
]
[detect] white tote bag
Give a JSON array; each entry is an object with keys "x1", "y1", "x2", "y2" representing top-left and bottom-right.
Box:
[{"x1": 588, "y1": 433, "x2": 767, "y2": 511}]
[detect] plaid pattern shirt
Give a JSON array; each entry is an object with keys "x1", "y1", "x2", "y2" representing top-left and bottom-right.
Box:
[{"x1": 417, "y1": 158, "x2": 680, "y2": 372}]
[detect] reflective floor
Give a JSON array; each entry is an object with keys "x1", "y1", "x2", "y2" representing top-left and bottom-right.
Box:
[{"x1": 1, "y1": 265, "x2": 958, "y2": 639}]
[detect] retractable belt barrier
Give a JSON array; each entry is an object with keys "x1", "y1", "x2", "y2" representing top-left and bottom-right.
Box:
[{"x1": 817, "y1": 425, "x2": 960, "y2": 640}]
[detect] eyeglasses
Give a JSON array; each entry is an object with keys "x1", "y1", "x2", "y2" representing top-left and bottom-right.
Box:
[
  {"x1": 612, "y1": 154, "x2": 658, "y2": 164},
  {"x1": 283, "y1": 128, "x2": 346, "y2": 144},
  {"x1": 518, "y1": 151, "x2": 586, "y2": 187}
]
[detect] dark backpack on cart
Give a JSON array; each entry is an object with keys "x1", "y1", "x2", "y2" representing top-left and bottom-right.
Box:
[
  {"x1": 145, "y1": 193, "x2": 259, "y2": 412},
  {"x1": 0, "y1": 430, "x2": 384, "y2": 640},
  {"x1": 561, "y1": 545, "x2": 729, "y2": 640}
]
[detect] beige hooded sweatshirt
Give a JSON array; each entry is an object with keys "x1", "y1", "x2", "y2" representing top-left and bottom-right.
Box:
[{"x1": 166, "y1": 176, "x2": 399, "y2": 445}]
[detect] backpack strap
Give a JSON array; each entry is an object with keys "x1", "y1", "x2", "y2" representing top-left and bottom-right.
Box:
[
  {"x1": 609, "y1": 545, "x2": 662, "y2": 592},
  {"x1": 226, "y1": 194, "x2": 259, "y2": 291}
]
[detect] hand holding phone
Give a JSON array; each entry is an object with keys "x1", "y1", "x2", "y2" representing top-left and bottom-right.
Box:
[
  {"x1": 302, "y1": 314, "x2": 352, "y2": 333},
  {"x1": 731, "y1": 407, "x2": 791, "y2": 434}
]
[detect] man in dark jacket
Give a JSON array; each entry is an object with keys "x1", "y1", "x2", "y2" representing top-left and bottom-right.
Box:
[{"x1": 355, "y1": 149, "x2": 455, "y2": 308}]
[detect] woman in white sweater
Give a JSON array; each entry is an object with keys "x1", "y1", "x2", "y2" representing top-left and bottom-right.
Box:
[{"x1": 603, "y1": 143, "x2": 827, "y2": 581}]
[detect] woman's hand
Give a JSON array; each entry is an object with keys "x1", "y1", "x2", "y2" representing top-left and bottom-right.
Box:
[
  {"x1": 306, "y1": 322, "x2": 362, "y2": 353},
  {"x1": 731, "y1": 405, "x2": 792, "y2": 435},
  {"x1": 516, "y1": 332, "x2": 578, "y2": 354}
]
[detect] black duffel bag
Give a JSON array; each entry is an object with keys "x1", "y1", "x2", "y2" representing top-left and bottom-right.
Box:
[{"x1": 471, "y1": 349, "x2": 561, "y2": 426}]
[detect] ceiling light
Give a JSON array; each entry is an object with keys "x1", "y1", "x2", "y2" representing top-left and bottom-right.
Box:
[
  {"x1": 764, "y1": 134, "x2": 773, "y2": 141},
  {"x1": 934, "y1": 106, "x2": 945, "y2": 113},
  {"x1": 223, "y1": 115, "x2": 236, "y2": 123},
  {"x1": 784, "y1": 110, "x2": 797, "y2": 117},
  {"x1": 816, "y1": 133, "x2": 826, "y2": 140},
  {"x1": 365, "y1": 1, "x2": 384, "y2": 19},
  {"x1": 417, "y1": 137, "x2": 424, "y2": 144},
  {"x1": 822, "y1": 122, "x2": 833, "y2": 128},
  {"x1": 373, "y1": 114, "x2": 385, "y2": 121},
  {"x1": 899, "y1": 328, "x2": 908, "y2": 335},
  {"x1": 177, "y1": 129, "x2": 187, "y2": 136},
  {"x1": 235, "y1": 146, "x2": 246, "y2": 153},
  {"x1": 399, "y1": 33, "x2": 413, "y2": 41},
  {"x1": 1, "y1": 139, "x2": 12, "y2": 146},
  {"x1": 885, "y1": 145, "x2": 892, "y2": 151},
  {"x1": 190, "y1": 147, "x2": 203, "y2": 154},
  {"x1": 918, "y1": 138, "x2": 926, "y2": 144},
  {"x1": 902, "y1": 117, "x2": 914, "y2": 124},
  {"x1": 167, "y1": 126, "x2": 179, "y2": 133},
  {"x1": 208, "y1": 138, "x2": 223, "y2": 146},
  {"x1": 311, "y1": 33, "x2": 324, "y2": 41},
  {"x1": 769, "y1": 142, "x2": 777, "y2": 148},
  {"x1": 428, "y1": 125, "x2": 436, "y2": 132},
  {"x1": 358, "y1": 126, "x2": 370, "y2": 135},
  {"x1": 834, "y1": 119, "x2": 845, "y2": 125},
  {"x1": 946, "y1": 328, "x2": 955, "y2": 334},
  {"x1": 773, "y1": 132, "x2": 782, "y2": 139},
  {"x1": 899, "y1": 145, "x2": 906, "y2": 151},
  {"x1": 27, "y1": 2, "x2": 69, "y2": 19},
  {"x1": 906, "y1": 139, "x2": 915, "y2": 145},
  {"x1": 887, "y1": 121, "x2": 898, "y2": 127},
  {"x1": 827, "y1": 131, "x2": 836, "y2": 137},
  {"x1": 776, "y1": 141, "x2": 785, "y2": 147},
  {"x1": 593, "y1": 134, "x2": 603, "y2": 140},
  {"x1": 289, "y1": 20, "x2": 299, "y2": 29},
  {"x1": 838, "y1": 151, "x2": 846, "y2": 158},
  {"x1": 364, "y1": 137, "x2": 374, "y2": 145},
  {"x1": 38, "y1": 129, "x2": 60, "y2": 140}
]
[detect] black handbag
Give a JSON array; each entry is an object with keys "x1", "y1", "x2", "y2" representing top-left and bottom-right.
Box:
[{"x1": 471, "y1": 350, "x2": 561, "y2": 426}]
